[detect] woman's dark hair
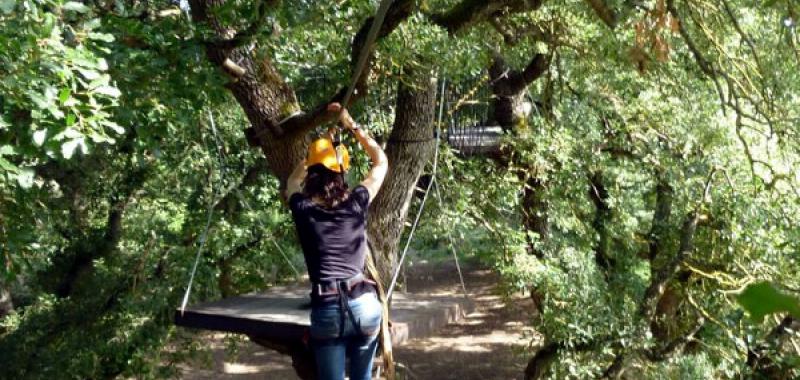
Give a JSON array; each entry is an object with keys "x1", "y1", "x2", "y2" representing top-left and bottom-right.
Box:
[{"x1": 303, "y1": 164, "x2": 350, "y2": 208}]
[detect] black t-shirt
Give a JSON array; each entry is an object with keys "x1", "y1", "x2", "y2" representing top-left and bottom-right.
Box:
[{"x1": 289, "y1": 185, "x2": 371, "y2": 285}]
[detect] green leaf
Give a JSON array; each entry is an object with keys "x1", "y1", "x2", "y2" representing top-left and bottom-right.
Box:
[
  {"x1": 33, "y1": 130, "x2": 47, "y2": 146},
  {"x1": 77, "y1": 68, "x2": 101, "y2": 81},
  {"x1": 736, "y1": 282, "x2": 800, "y2": 322},
  {"x1": 16, "y1": 168, "x2": 34, "y2": 188},
  {"x1": 88, "y1": 32, "x2": 115, "y2": 43},
  {"x1": 102, "y1": 120, "x2": 125, "y2": 135},
  {"x1": 47, "y1": 106, "x2": 65, "y2": 119},
  {"x1": 0, "y1": 145, "x2": 14, "y2": 156},
  {"x1": 0, "y1": 157, "x2": 17, "y2": 172},
  {"x1": 94, "y1": 85, "x2": 121, "y2": 98},
  {"x1": 61, "y1": 138, "x2": 82, "y2": 159},
  {"x1": 0, "y1": 0, "x2": 14, "y2": 14},
  {"x1": 59, "y1": 88, "x2": 71, "y2": 104},
  {"x1": 87, "y1": 75, "x2": 110, "y2": 89},
  {"x1": 73, "y1": 56, "x2": 99, "y2": 69},
  {"x1": 62, "y1": 1, "x2": 90, "y2": 13}
]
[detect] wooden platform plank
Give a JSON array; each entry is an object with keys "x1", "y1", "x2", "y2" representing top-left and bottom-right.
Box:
[{"x1": 175, "y1": 283, "x2": 473, "y2": 347}]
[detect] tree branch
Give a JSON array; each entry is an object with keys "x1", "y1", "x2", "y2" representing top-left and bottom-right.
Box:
[
  {"x1": 589, "y1": 171, "x2": 614, "y2": 274},
  {"x1": 584, "y1": 0, "x2": 617, "y2": 29},
  {"x1": 648, "y1": 179, "x2": 673, "y2": 261},
  {"x1": 747, "y1": 316, "x2": 800, "y2": 377},
  {"x1": 429, "y1": 0, "x2": 546, "y2": 35},
  {"x1": 271, "y1": 0, "x2": 416, "y2": 139}
]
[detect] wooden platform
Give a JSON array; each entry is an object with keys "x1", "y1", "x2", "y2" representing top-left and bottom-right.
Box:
[{"x1": 174, "y1": 282, "x2": 474, "y2": 347}]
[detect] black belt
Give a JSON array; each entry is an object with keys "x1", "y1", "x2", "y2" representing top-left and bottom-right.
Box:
[{"x1": 311, "y1": 273, "x2": 376, "y2": 298}]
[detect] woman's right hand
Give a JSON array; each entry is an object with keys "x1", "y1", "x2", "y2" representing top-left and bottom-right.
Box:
[{"x1": 327, "y1": 102, "x2": 356, "y2": 130}]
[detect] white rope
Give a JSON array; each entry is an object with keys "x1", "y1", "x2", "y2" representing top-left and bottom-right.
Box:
[
  {"x1": 385, "y1": 75, "x2": 446, "y2": 300},
  {"x1": 235, "y1": 191, "x2": 302, "y2": 279},
  {"x1": 208, "y1": 111, "x2": 302, "y2": 280},
  {"x1": 431, "y1": 176, "x2": 469, "y2": 299},
  {"x1": 385, "y1": 136, "x2": 438, "y2": 300},
  {"x1": 180, "y1": 112, "x2": 221, "y2": 314},
  {"x1": 431, "y1": 77, "x2": 469, "y2": 299}
]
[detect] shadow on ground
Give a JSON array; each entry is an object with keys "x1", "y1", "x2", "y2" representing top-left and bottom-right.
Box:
[{"x1": 393, "y1": 263, "x2": 539, "y2": 380}]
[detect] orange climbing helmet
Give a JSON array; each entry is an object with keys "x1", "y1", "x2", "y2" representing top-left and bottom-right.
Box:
[{"x1": 307, "y1": 137, "x2": 350, "y2": 173}]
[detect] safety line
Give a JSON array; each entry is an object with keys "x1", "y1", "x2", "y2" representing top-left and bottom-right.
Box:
[{"x1": 341, "y1": 0, "x2": 396, "y2": 108}]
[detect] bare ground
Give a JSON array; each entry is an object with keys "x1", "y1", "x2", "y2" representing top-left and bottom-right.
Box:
[{"x1": 180, "y1": 260, "x2": 540, "y2": 380}]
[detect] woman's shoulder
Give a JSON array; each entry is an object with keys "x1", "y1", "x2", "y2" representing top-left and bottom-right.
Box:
[
  {"x1": 350, "y1": 185, "x2": 370, "y2": 208},
  {"x1": 289, "y1": 192, "x2": 311, "y2": 212}
]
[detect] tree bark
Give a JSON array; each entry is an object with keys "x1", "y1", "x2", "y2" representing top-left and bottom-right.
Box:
[
  {"x1": 603, "y1": 211, "x2": 700, "y2": 378},
  {"x1": 488, "y1": 52, "x2": 549, "y2": 132},
  {"x1": 747, "y1": 316, "x2": 800, "y2": 379},
  {"x1": 367, "y1": 75, "x2": 438, "y2": 288},
  {"x1": 0, "y1": 283, "x2": 12, "y2": 319},
  {"x1": 524, "y1": 342, "x2": 559, "y2": 380},
  {"x1": 429, "y1": 0, "x2": 546, "y2": 35},
  {"x1": 648, "y1": 179, "x2": 673, "y2": 262},
  {"x1": 584, "y1": 0, "x2": 617, "y2": 29},
  {"x1": 189, "y1": 0, "x2": 415, "y2": 186},
  {"x1": 522, "y1": 175, "x2": 548, "y2": 257},
  {"x1": 589, "y1": 171, "x2": 614, "y2": 272}
]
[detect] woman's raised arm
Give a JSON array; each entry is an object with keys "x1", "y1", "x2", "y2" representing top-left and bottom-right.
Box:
[{"x1": 328, "y1": 103, "x2": 387, "y2": 201}]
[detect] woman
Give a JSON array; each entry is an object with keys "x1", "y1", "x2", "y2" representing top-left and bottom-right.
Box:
[{"x1": 286, "y1": 102, "x2": 388, "y2": 380}]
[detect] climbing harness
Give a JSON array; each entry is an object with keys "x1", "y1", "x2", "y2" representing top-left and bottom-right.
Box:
[{"x1": 311, "y1": 273, "x2": 377, "y2": 337}]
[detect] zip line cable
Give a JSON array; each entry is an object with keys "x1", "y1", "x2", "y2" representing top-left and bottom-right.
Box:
[{"x1": 431, "y1": 77, "x2": 469, "y2": 300}]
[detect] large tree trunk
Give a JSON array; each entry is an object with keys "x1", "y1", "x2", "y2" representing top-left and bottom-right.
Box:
[
  {"x1": 0, "y1": 283, "x2": 12, "y2": 319},
  {"x1": 488, "y1": 52, "x2": 548, "y2": 132},
  {"x1": 368, "y1": 75, "x2": 438, "y2": 288}
]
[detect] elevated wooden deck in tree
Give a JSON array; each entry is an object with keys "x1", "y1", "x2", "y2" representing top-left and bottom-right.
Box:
[{"x1": 175, "y1": 279, "x2": 473, "y2": 379}]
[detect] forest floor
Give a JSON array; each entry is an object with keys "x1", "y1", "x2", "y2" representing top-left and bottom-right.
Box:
[{"x1": 180, "y1": 259, "x2": 541, "y2": 380}]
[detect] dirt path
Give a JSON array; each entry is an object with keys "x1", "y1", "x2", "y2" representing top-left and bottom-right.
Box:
[{"x1": 180, "y1": 261, "x2": 539, "y2": 380}]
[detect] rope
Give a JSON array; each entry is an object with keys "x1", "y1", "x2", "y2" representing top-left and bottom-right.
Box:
[
  {"x1": 432, "y1": 76, "x2": 469, "y2": 299},
  {"x1": 207, "y1": 110, "x2": 301, "y2": 280},
  {"x1": 385, "y1": 135, "x2": 439, "y2": 300},
  {"x1": 341, "y1": 0, "x2": 396, "y2": 108},
  {"x1": 431, "y1": 176, "x2": 469, "y2": 299},
  {"x1": 385, "y1": 75, "x2": 446, "y2": 301},
  {"x1": 236, "y1": 191, "x2": 302, "y2": 280},
  {"x1": 180, "y1": 111, "x2": 222, "y2": 314},
  {"x1": 181, "y1": 109, "x2": 303, "y2": 314}
]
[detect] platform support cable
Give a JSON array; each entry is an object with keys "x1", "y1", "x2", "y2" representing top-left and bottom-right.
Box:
[
  {"x1": 207, "y1": 110, "x2": 302, "y2": 281},
  {"x1": 433, "y1": 77, "x2": 469, "y2": 300},
  {"x1": 386, "y1": 74, "x2": 447, "y2": 301},
  {"x1": 431, "y1": 177, "x2": 470, "y2": 300},
  {"x1": 180, "y1": 111, "x2": 222, "y2": 315}
]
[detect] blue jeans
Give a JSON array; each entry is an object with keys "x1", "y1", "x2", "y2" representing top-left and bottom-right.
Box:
[{"x1": 310, "y1": 291, "x2": 382, "y2": 380}]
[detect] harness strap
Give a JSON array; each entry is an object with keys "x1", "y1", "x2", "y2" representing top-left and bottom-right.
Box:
[{"x1": 336, "y1": 281, "x2": 362, "y2": 338}]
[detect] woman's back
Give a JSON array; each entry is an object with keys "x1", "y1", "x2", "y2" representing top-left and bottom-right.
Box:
[{"x1": 289, "y1": 185, "x2": 371, "y2": 284}]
